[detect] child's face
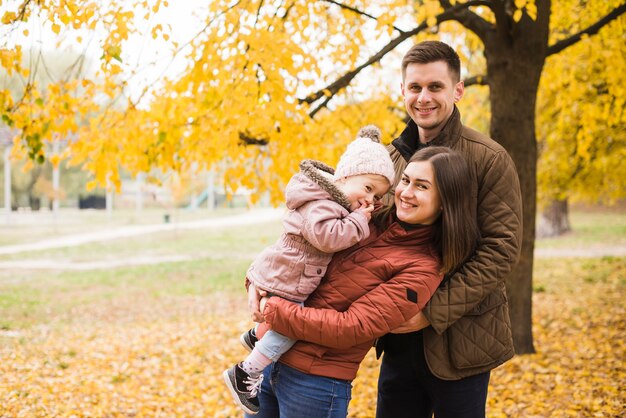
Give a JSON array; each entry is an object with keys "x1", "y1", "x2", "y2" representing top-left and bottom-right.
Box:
[{"x1": 335, "y1": 174, "x2": 390, "y2": 211}]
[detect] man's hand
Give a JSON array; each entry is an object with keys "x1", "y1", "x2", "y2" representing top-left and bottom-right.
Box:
[
  {"x1": 391, "y1": 311, "x2": 430, "y2": 334},
  {"x1": 247, "y1": 282, "x2": 267, "y2": 322}
]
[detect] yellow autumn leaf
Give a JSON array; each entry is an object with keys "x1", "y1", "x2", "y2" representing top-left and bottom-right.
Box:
[
  {"x1": 526, "y1": 3, "x2": 538, "y2": 20},
  {"x1": 1, "y1": 11, "x2": 16, "y2": 24},
  {"x1": 85, "y1": 179, "x2": 98, "y2": 191}
]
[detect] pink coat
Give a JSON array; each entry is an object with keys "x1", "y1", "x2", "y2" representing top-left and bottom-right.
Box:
[{"x1": 246, "y1": 160, "x2": 370, "y2": 302}]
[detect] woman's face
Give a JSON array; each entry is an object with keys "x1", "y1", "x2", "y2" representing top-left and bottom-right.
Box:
[{"x1": 394, "y1": 161, "x2": 442, "y2": 225}]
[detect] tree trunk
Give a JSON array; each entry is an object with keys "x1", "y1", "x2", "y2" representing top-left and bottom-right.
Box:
[
  {"x1": 489, "y1": 62, "x2": 538, "y2": 355},
  {"x1": 483, "y1": 0, "x2": 551, "y2": 354},
  {"x1": 537, "y1": 199, "x2": 571, "y2": 238}
]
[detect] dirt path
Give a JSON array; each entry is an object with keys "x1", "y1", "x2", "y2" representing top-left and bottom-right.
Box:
[{"x1": 0, "y1": 208, "x2": 284, "y2": 256}]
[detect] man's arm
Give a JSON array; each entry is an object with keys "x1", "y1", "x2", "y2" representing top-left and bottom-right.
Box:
[{"x1": 390, "y1": 311, "x2": 430, "y2": 333}]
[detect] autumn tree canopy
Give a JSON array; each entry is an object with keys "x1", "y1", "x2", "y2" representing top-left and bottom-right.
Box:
[
  {"x1": 1, "y1": 0, "x2": 625, "y2": 353},
  {"x1": 536, "y1": 1, "x2": 625, "y2": 207},
  {"x1": 1, "y1": 1, "x2": 623, "y2": 201}
]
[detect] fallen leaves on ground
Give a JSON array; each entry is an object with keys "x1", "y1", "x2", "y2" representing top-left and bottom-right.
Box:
[{"x1": 1, "y1": 258, "x2": 624, "y2": 417}]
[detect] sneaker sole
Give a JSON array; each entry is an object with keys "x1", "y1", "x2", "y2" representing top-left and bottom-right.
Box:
[
  {"x1": 239, "y1": 333, "x2": 254, "y2": 353},
  {"x1": 222, "y1": 369, "x2": 259, "y2": 415}
]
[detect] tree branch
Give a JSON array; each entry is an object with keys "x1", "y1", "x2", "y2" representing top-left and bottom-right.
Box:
[
  {"x1": 281, "y1": 1, "x2": 296, "y2": 21},
  {"x1": 239, "y1": 131, "x2": 268, "y2": 146},
  {"x1": 464, "y1": 74, "x2": 488, "y2": 87},
  {"x1": 439, "y1": 0, "x2": 493, "y2": 41},
  {"x1": 319, "y1": 0, "x2": 405, "y2": 33},
  {"x1": 546, "y1": 2, "x2": 626, "y2": 57},
  {"x1": 16, "y1": 0, "x2": 35, "y2": 22},
  {"x1": 302, "y1": 0, "x2": 492, "y2": 116},
  {"x1": 490, "y1": 0, "x2": 514, "y2": 40},
  {"x1": 254, "y1": 0, "x2": 265, "y2": 26},
  {"x1": 320, "y1": 0, "x2": 379, "y2": 21}
]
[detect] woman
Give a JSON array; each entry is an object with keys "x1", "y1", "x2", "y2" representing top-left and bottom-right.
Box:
[{"x1": 247, "y1": 146, "x2": 479, "y2": 418}]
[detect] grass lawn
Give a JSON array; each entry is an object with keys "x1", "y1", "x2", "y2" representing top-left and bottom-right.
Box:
[
  {"x1": 534, "y1": 209, "x2": 626, "y2": 250},
  {"x1": 0, "y1": 208, "x2": 624, "y2": 417}
]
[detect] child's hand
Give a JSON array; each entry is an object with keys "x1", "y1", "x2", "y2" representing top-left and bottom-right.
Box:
[
  {"x1": 248, "y1": 282, "x2": 268, "y2": 322},
  {"x1": 354, "y1": 201, "x2": 374, "y2": 221},
  {"x1": 260, "y1": 296, "x2": 269, "y2": 316}
]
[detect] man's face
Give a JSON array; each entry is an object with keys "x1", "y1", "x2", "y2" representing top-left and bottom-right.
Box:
[{"x1": 401, "y1": 61, "x2": 464, "y2": 142}]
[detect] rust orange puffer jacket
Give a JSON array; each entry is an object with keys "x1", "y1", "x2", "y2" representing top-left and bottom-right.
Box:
[{"x1": 262, "y1": 220, "x2": 442, "y2": 381}]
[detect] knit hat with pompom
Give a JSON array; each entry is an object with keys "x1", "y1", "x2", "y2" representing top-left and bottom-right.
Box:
[{"x1": 334, "y1": 125, "x2": 395, "y2": 186}]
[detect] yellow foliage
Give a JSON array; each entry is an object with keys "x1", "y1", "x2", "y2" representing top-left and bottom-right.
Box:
[
  {"x1": 1, "y1": 0, "x2": 623, "y2": 207},
  {"x1": 0, "y1": 45, "x2": 22, "y2": 76},
  {"x1": 1, "y1": 11, "x2": 16, "y2": 24},
  {"x1": 537, "y1": 4, "x2": 626, "y2": 207},
  {"x1": 0, "y1": 0, "x2": 405, "y2": 203}
]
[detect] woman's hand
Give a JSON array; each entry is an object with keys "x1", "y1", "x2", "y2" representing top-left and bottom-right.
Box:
[
  {"x1": 390, "y1": 311, "x2": 430, "y2": 333},
  {"x1": 247, "y1": 282, "x2": 268, "y2": 322}
]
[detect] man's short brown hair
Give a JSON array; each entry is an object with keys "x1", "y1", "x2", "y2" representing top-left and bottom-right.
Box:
[{"x1": 402, "y1": 41, "x2": 461, "y2": 82}]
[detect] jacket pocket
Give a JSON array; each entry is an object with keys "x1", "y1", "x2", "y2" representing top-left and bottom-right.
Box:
[
  {"x1": 448, "y1": 301, "x2": 513, "y2": 369},
  {"x1": 297, "y1": 263, "x2": 327, "y2": 296},
  {"x1": 464, "y1": 290, "x2": 507, "y2": 316}
]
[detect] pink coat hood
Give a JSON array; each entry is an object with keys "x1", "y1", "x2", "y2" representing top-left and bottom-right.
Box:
[{"x1": 246, "y1": 160, "x2": 370, "y2": 302}]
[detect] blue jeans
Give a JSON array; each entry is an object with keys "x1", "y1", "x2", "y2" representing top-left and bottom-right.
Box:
[
  {"x1": 245, "y1": 362, "x2": 352, "y2": 418},
  {"x1": 376, "y1": 331, "x2": 490, "y2": 418}
]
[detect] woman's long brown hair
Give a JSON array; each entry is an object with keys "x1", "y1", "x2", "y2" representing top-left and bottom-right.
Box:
[{"x1": 374, "y1": 146, "x2": 479, "y2": 274}]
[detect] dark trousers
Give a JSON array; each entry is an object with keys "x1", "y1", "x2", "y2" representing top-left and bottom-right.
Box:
[{"x1": 376, "y1": 331, "x2": 490, "y2": 418}]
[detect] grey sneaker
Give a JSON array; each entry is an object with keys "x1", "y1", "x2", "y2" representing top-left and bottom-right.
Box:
[
  {"x1": 240, "y1": 328, "x2": 258, "y2": 352},
  {"x1": 223, "y1": 363, "x2": 263, "y2": 415}
]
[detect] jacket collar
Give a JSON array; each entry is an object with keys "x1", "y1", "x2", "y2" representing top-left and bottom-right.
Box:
[
  {"x1": 391, "y1": 106, "x2": 463, "y2": 161},
  {"x1": 377, "y1": 215, "x2": 436, "y2": 245},
  {"x1": 299, "y1": 159, "x2": 352, "y2": 211},
  {"x1": 383, "y1": 222, "x2": 435, "y2": 247}
]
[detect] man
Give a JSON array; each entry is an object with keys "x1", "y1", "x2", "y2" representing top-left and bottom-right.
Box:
[{"x1": 375, "y1": 41, "x2": 523, "y2": 418}]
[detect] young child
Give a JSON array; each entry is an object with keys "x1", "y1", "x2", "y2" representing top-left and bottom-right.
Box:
[{"x1": 223, "y1": 125, "x2": 395, "y2": 415}]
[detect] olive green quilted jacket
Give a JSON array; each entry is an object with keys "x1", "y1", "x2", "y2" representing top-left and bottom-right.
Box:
[{"x1": 387, "y1": 107, "x2": 523, "y2": 380}]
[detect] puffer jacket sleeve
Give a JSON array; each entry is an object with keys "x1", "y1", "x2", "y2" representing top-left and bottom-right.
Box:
[
  {"x1": 263, "y1": 260, "x2": 442, "y2": 349},
  {"x1": 299, "y1": 201, "x2": 370, "y2": 253},
  {"x1": 423, "y1": 150, "x2": 523, "y2": 334}
]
